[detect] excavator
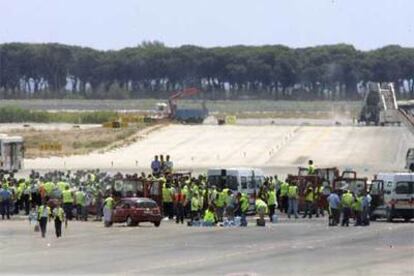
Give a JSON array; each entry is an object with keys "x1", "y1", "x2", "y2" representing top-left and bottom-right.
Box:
[{"x1": 154, "y1": 87, "x2": 208, "y2": 124}]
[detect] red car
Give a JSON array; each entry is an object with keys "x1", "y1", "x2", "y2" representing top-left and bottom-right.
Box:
[{"x1": 112, "y1": 197, "x2": 162, "y2": 227}]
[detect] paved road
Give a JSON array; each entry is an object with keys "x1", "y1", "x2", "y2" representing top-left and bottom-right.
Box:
[
  {"x1": 25, "y1": 125, "x2": 413, "y2": 177},
  {"x1": 1, "y1": 217, "x2": 413, "y2": 275}
]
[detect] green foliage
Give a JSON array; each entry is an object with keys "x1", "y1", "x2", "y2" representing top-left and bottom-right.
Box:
[
  {"x1": 0, "y1": 43, "x2": 413, "y2": 100},
  {"x1": 0, "y1": 106, "x2": 117, "y2": 123}
]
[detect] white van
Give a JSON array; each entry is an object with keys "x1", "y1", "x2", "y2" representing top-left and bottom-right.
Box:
[
  {"x1": 207, "y1": 168, "x2": 265, "y2": 211},
  {"x1": 0, "y1": 135, "x2": 24, "y2": 172},
  {"x1": 371, "y1": 173, "x2": 414, "y2": 222}
]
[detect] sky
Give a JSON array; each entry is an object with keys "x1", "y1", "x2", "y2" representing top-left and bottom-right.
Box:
[{"x1": 0, "y1": 0, "x2": 412, "y2": 51}]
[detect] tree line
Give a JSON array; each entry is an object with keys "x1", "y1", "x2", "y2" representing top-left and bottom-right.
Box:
[{"x1": 0, "y1": 42, "x2": 413, "y2": 100}]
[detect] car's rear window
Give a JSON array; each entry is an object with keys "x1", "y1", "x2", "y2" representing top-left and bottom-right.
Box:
[
  {"x1": 395, "y1": 182, "x2": 414, "y2": 194},
  {"x1": 138, "y1": 201, "x2": 158, "y2": 208}
]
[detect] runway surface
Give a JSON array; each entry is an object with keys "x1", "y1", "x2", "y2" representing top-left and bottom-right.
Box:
[
  {"x1": 0, "y1": 218, "x2": 413, "y2": 275},
  {"x1": 25, "y1": 124, "x2": 414, "y2": 177}
]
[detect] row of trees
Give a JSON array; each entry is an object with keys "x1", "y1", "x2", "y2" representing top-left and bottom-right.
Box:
[{"x1": 0, "y1": 42, "x2": 413, "y2": 100}]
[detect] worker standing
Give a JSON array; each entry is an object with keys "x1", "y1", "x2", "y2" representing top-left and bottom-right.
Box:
[
  {"x1": 22, "y1": 182, "x2": 31, "y2": 215},
  {"x1": 53, "y1": 202, "x2": 65, "y2": 238},
  {"x1": 279, "y1": 180, "x2": 289, "y2": 213},
  {"x1": 162, "y1": 182, "x2": 173, "y2": 219},
  {"x1": 327, "y1": 189, "x2": 340, "y2": 226},
  {"x1": 0, "y1": 184, "x2": 12, "y2": 220},
  {"x1": 95, "y1": 188, "x2": 104, "y2": 221},
  {"x1": 267, "y1": 186, "x2": 277, "y2": 222},
  {"x1": 302, "y1": 185, "x2": 314, "y2": 219},
  {"x1": 239, "y1": 193, "x2": 249, "y2": 226},
  {"x1": 341, "y1": 190, "x2": 354, "y2": 227},
  {"x1": 308, "y1": 160, "x2": 316, "y2": 175},
  {"x1": 287, "y1": 182, "x2": 299, "y2": 219},
  {"x1": 164, "y1": 155, "x2": 174, "y2": 175},
  {"x1": 37, "y1": 201, "x2": 51, "y2": 238},
  {"x1": 173, "y1": 186, "x2": 186, "y2": 224},
  {"x1": 75, "y1": 188, "x2": 87, "y2": 221},
  {"x1": 62, "y1": 186, "x2": 74, "y2": 221},
  {"x1": 352, "y1": 193, "x2": 363, "y2": 226},
  {"x1": 190, "y1": 192, "x2": 200, "y2": 223},
  {"x1": 215, "y1": 189, "x2": 226, "y2": 222},
  {"x1": 103, "y1": 195, "x2": 114, "y2": 227},
  {"x1": 151, "y1": 155, "x2": 161, "y2": 177}
]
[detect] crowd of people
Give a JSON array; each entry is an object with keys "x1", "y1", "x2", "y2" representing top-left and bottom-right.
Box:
[{"x1": 0, "y1": 157, "x2": 372, "y2": 238}]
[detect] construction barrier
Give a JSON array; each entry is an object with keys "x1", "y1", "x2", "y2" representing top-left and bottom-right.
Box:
[
  {"x1": 119, "y1": 115, "x2": 145, "y2": 123},
  {"x1": 102, "y1": 121, "x2": 129, "y2": 128},
  {"x1": 39, "y1": 143, "x2": 63, "y2": 151},
  {"x1": 225, "y1": 115, "x2": 237, "y2": 125}
]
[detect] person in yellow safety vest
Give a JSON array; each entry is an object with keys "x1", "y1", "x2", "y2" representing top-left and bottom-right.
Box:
[
  {"x1": 44, "y1": 181, "x2": 55, "y2": 197},
  {"x1": 287, "y1": 182, "x2": 299, "y2": 219},
  {"x1": 22, "y1": 182, "x2": 31, "y2": 215},
  {"x1": 162, "y1": 182, "x2": 173, "y2": 219},
  {"x1": 203, "y1": 205, "x2": 216, "y2": 226},
  {"x1": 57, "y1": 181, "x2": 67, "y2": 192},
  {"x1": 303, "y1": 186, "x2": 314, "y2": 219},
  {"x1": 315, "y1": 185, "x2": 326, "y2": 218},
  {"x1": 15, "y1": 180, "x2": 25, "y2": 215},
  {"x1": 279, "y1": 180, "x2": 289, "y2": 213},
  {"x1": 239, "y1": 193, "x2": 249, "y2": 226},
  {"x1": 191, "y1": 192, "x2": 200, "y2": 222},
  {"x1": 62, "y1": 186, "x2": 74, "y2": 221},
  {"x1": 255, "y1": 197, "x2": 268, "y2": 225},
  {"x1": 267, "y1": 187, "x2": 277, "y2": 222},
  {"x1": 75, "y1": 188, "x2": 87, "y2": 221},
  {"x1": 53, "y1": 201, "x2": 65, "y2": 238},
  {"x1": 181, "y1": 184, "x2": 190, "y2": 218},
  {"x1": 308, "y1": 160, "x2": 316, "y2": 175},
  {"x1": 352, "y1": 194, "x2": 363, "y2": 226},
  {"x1": 103, "y1": 195, "x2": 114, "y2": 227},
  {"x1": 37, "y1": 201, "x2": 51, "y2": 238},
  {"x1": 215, "y1": 189, "x2": 226, "y2": 222},
  {"x1": 341, "y1": 190, "x2": 354, "y2": 227}
]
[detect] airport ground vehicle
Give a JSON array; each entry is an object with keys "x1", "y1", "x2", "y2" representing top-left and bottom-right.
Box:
[
  {"x1": 207, "y1": 168, "x2": 265, "y2": 210},
  {"x1": 359, "y1": 82, "x2": 401, "y2": 126},
  {"x1": 112, "y1": 197, "x2": 162, "y2": 227},
  {"x1": 332, "y1": 171, "x2": 368, "y2": 195},
  {"x1": 0, "y1": 135, "x2": 24, "y2": 173},
  {"x1": 154, "y1": 87, "x2": 208, "y2": 123},
  {"x1": 405, "y1": 148, "x2": 414, "y2": 172},
  {"x1": 370, "y1": 173, "x2": 414, "y2": 222}
]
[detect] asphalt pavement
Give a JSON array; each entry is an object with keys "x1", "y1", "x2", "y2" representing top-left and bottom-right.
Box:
[{"x1": 0, "y1": 216, "x2": 413, "y2": 275}]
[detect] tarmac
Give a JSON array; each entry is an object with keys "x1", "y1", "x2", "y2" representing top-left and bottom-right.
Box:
[
  {"x1": 25, "y1": 124, "x2": 414, "y2": 178},
  {"x1": 0, "y1": 216, "x2": 413, "y2": 275}
]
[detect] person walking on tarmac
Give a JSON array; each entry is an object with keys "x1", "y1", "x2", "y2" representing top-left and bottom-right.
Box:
[
  {"x1": 62, "y1": 186, "x2": 74, "y2": 221},
  {"x1": 303, "y1": 185, "x2": 314, "y2": 219},
  {"x1": 53, "y1": 202, "x2": 65, "y2": 238},
  {"x1": 37, "y1": 201, "x2": 51, "y2": 238},
  {"x1": 287, "y1": 182, "x2": 299, "y2": 219},
  {"x1": 341, "y1": 190, "x2": 354, "y2": 227}
]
